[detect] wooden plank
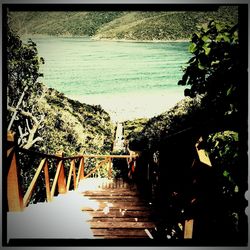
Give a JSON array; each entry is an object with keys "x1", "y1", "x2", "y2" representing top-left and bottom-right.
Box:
[
  {"x1": 82, "y1": 206, "x2": 150, "y2": 212},
  {"x1": 82, "y1": 203, "x2": 149, "y2": 210},
  {"x1": 86, "y1": 210, "x2": 152, "y2": 218},
  {"x1": 184, "y1": 219, "x2": 194, "y2": 239},
  {"x1": 7, "y1": 150, "x2": 24, "y2": 211},
  {"x1": 44, "y1": 159, "x2": 51, "y2": 202},
  {"x1": 108, "y1": 157, "x2": 112, "y2": 179},
  {"x1": 102, "y1": 235, "x2": 148, "y2": 239},
  {"x1": 91, "y1": 228, "x2": 150, "y2": 237},
  {"x1": 195, "y1": 137, "x2": 212, "y2": 167},
  {"x1": 51, "y1": 161, "x2": 63, "y2": 199},
  {"x1": 23, "y1": 158, "x2": 46, "y2": 207},
  {"x1": 56, "y1": 152, "x2": 67, "y2": 194},
  {"x1": 66, "y1": 159, "x2": 75, "y2": 191},
  {"x1": 83, "y1": 159, "x2": 108, "y2": 179},
  {"x1": 85, "y1": 196, "x2": 141, "y2": 201},
  {"x1": 79, "y1": 157, "x2": 84, "y2": 180},
  {"x1": 83, "y1": 192, "x2": 138, "y2": 197},
  {"x1": 90, "y1": 221, "x2": 155, "y2": 229},
  {"x1": 91, "y1": 217, "x2": 152, "y2": 222}
]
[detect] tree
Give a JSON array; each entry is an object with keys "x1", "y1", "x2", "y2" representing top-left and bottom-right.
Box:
[
  {"x1": 7, "y1": 15, "x2": 45, "y2": 149},
  {"x1": 178, "y1": 20, "x2": 241, "y2": 121},
  {"x1": 178, "y1": 20, "x2": 247, "y2": 241}
]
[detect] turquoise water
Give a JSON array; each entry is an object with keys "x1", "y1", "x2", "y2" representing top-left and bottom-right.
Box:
[{"x1": 32, "y1": 37, "x2": 191, "y2": 121}]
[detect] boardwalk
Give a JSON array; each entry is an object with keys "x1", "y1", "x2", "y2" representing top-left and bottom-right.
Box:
[
  {"x1": 81, "y1": 178, "x2": 155, "y2": 239},
  {"x1": 7, "y1": 178, "x2": 156, "y2": 240},
  {"x1": 113, "y1": 122, "x2": 125, "y2": 152}
]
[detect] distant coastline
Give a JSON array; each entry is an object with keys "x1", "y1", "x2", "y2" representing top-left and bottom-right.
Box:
[
  {"x1": 92, "y1": 37, "x2": 190, "y2": 43},
  {"x1": 21, "y1": 33, "x2": 189, "y2": 44}
]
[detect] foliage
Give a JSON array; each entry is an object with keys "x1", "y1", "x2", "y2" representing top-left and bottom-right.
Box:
[
  {"x1": 126, "y1": 95, "x2": 205, "y2": 152},
  {"x1": 5, "y1": 22, "x2": 115, "y2": 204},
  {"x1": 123, "y1": 16, "x2": 246, "y2": 241},
  {"x1": 7, "y1": 20, "x2": 44, "y2": 107},
  {"x1": 206, "y1": 130, "x2": 241, "y2": 199},
  {"x1": 178, "y1": 20, "x2": 240, "y2": 118},
  {"x1": 204, "y1": 130, "x2": 246, "y2": 238},
  {"x1": 9, "y1": 11, "x2": 123, "y2": 37},
  {"x1": 123, "y1": 118, "x2": 148, "y2": 140}
]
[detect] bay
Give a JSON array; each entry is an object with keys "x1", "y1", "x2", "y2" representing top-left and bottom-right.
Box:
[{"x1": 31, "y1": 36, "x2": 191, "y2": 121}]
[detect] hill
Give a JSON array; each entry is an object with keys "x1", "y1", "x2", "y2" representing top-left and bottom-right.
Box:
[
  {"x1": 10, "y1": 6, "x2": 238, "y2": 41},
  {"x1": 20, "y1": 82, "x2": 115, "y2": 156}
]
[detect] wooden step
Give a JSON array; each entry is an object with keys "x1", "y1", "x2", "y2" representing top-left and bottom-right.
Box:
[
  {"x1": 83, "y1": 190, "x2": 139, "y2": 196},
  {"x1": 82, "y1": 205, "x2": 151, "y2": 211},
  {"x1": 84, "y1": 196, "x2": 140, "y2": 201},
  {"x1": 91, "y1": 217, "x2": 151, "y2": 222},
  {"x1": 90, "y1": 221, "x2": 155, "y2": 229},
  {"x1": 86, "y1": 210, "x2": 152, "y2": 218},
  {"x1": 91, "y1": 228, "x2": 153, "y2": 238},
  {"x1": 80, "y1": 177, "x2": 156, "y2": 239}
]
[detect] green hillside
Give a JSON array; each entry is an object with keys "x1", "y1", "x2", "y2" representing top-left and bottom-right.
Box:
[{"x1": 10, "y1": 6, "x2": 238, "y2": 41}]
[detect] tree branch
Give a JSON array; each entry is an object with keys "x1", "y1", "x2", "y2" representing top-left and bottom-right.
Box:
[
  {"x1": 8, "y1": 105, "x2": 45, "y2": 149},
  {"x1": 7, "y1": 86, "x2": 28, "y2": 131}
]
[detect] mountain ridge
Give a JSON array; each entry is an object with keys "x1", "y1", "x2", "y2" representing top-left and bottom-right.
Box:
[{"x1": 10, "y1": 6, "x2": 238, "y2": 41}]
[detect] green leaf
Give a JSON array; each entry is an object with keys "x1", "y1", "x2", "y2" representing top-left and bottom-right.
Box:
[
  {"x1": 202, "y1": 35, "x2": 210, "y2": 43},
  {"x1": 204, "y1": 46, "x2": 211, "y2": 56},
  {"x1": 223, "y1": 170, "x2": 229, "y2": 177},
  {"x1": 215, "y1": 23, "x2": 223, "y2": 32},
  {"x1": 231, "y1": 132, "x2": 239, "y2": 142},
  {"x1": 198, "y1": 61, "x2": 205, "y2": 70},
  {"x1": 189, "y1": 43, "x2": 197, "y2": 53},
  {"x1": 211, "y1": 60, "x2": 220, "y2": 66}
]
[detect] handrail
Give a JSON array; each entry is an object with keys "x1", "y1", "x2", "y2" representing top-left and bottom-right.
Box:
[
  {"x1": 50, "y1": 160, "x2": 63, "y2": 199},
  {"x1": 23, "y1": 158, "x2": 46, "y2": 207},
  {"x1": 83, "y1": 158, "x2": 109, "y2": 179},
  {"x1": 66, "y1": 159, "x2": 76, "y2": 191},
  {"x1": 6, "y1": 131, "x2": 134, "y2": 212},
  {"x1": 17, "y1": 146, "x2": 131, "y2": 160},
  {"x1": 76, "y1": 157, "x2": 84, "y2": 188}
]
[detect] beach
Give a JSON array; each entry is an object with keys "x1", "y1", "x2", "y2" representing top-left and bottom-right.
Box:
[{"x1": 68, "y1": 89, "x2": 185, "y2": 122}]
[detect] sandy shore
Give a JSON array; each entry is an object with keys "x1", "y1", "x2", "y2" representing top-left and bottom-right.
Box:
[{"x1": 68, "y1": 90, "x2": 185, "y2": 122}]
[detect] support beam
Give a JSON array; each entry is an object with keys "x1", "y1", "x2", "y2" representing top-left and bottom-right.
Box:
[
  {"x1": 56, "y1": 151, "x2": 66, "y2": 194},
  {"x1": 7, "y1": 131, "x2": 24, "y2": 212},
  {"x1": 184, "y1": 219, "x2": 194, "y2": 239}
]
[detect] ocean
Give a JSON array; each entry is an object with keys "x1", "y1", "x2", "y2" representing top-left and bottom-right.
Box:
[{"x1": 31, "y1": 36, "x2": 191, "y2": 121}]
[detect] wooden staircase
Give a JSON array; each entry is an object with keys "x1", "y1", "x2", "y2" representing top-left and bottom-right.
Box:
[
  {"x1": 80, "y1": 178, "x2": 156, "y2": 239},
  {"x1": 7, "y1": 178, "x2": 156, "y2": 240}
]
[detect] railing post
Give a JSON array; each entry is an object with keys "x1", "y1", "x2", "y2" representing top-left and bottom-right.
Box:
[
  {"x1": 44, "y1": 159, "x2": 52, "y2": 202},
  {"x1": 184, "y1": 219, "x2": 194, "y2": 239},
  {"x1": 72, "y1": 160, "x2": 77, "y2": 190},
  {"x1": 108, "y1": 157, "x2": 112, "y2": 179},
  {"x1": 7, "y1": 131, "x2": 24, "y2": 212},
  {"x1": 79, "y1": 157, "x2": 84, "y2": 180},
  {"x1": 56, "y1": 151, "x2": 66, "y2": 194}
]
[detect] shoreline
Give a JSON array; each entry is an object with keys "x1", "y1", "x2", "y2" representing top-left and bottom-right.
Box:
[
  {"x1": 67, "y1": 90, "x2": 186, "y2": 123},
  {"x1": 91, "y1": 37, "x2": 190, "y2": 43},
  {"x1": 20, "y1": 33, "x2": 190, "y2": 43}
]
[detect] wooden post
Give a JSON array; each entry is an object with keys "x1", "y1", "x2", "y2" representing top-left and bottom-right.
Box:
[
  {"x1": 108, "y1": 157, "x2": 112, "y2": 179},
  {"x1": 79, "y1": 157, "x2": 84, "y2": 180},
  {"x1": 44, "y1": 159, "x2": 51, "y2": 202},
  {"x1": 56, "y1": 151, "x2": 66, "y2": 194},
  {"x1": 72, "y1": 160, "x2": 76, "y2": 190},
  {"x1": 184, "y1": 219, "x2": 194, "y2": 239},
  {"x1": 7, "y1": 131, "x2": 24, "y2": 212}
]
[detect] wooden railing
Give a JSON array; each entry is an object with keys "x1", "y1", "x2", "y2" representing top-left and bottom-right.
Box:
[
  {"x1": 6, "y1": 131, "x2": 132, "y2": 212},
  {"x1": 6, "y1": 131, "x2": 212, "y2": 240}
]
